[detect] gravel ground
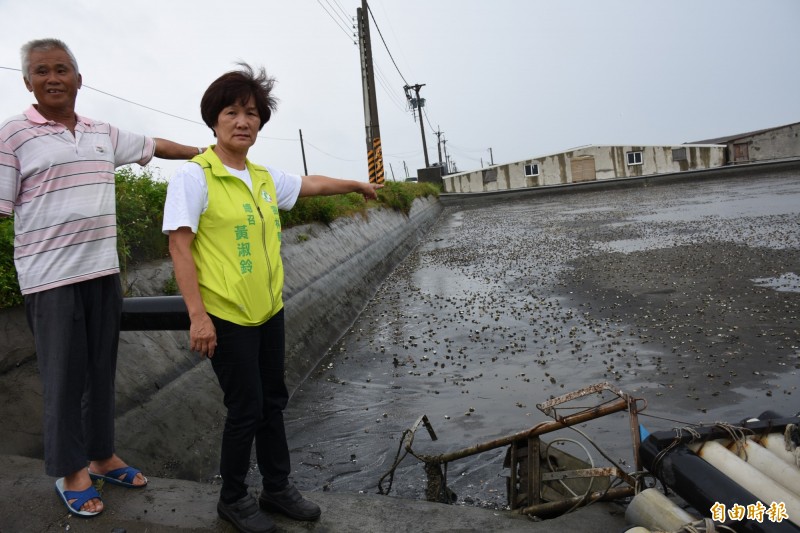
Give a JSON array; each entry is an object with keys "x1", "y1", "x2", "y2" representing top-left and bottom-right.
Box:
[{"x1": 271, "y1": 171, "x2": 799, "y2": 512}]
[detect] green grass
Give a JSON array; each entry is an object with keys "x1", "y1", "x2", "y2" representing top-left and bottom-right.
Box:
[
  {"x1": 0, "y1": 174, "x2": 438, "y2": 309},
  {"x1": 115, "y1": 167, "x2": 171, "y2": 272},
  {"x1": 0, "y1": 217, "x2": 19, "y2": 308},
  {"x1": 279, "y1": 180, "x2": 439, "y2": 228}
]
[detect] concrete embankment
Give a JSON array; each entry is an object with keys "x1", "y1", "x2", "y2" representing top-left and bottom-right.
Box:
[
  {"x1": 0, "y1": 454, "x2": 627, "y2": 533},
  {"x1": 0, "y1": 192, "x2": 641, "y2": 532},
  {"x1": 0, "y1": 197, "x2": 442, "y2": 483}
]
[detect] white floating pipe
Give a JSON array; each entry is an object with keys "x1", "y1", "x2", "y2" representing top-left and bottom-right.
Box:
[
  {"x1": 689, "y1": 440, "x2": 800, "y2": 526},
  {"x1": 750, "y1": 433, "x2": 799, "y2": 468},
  {"x1": 727, "y1": 439, "x2": 800, "y2": 497},
  {"x1": 625, "y1": 487, "x2": 697, "y2": 532}
]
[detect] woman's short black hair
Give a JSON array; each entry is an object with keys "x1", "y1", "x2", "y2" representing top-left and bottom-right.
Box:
[{"x1": 200, "y1": 62, "x2": 278, "y2": 135}]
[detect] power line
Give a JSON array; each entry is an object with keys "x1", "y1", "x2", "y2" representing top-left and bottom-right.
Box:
[
  {"x1": 366, "y1": 3, "x2": 409, "y2": 87},
  {"x1": 315, "y1": 0, "x2": 356, "y2": 44},
  {"x1": 448, "y1": 142, "x2": 487, "y2": 153},
  {"x1": 5, "y1": 65, "x2": 384, "y2": 166},
  {"x1": 415, "y1": 93, "x2": 443, "y2": 138},
  {"x1": 385, "y1": 149, "x2": 421, "y2": 157},
  {"x1": 305, "y1": 139, "x2": 363, "y2": 162},
  {"x1": 87, "y1": 84, "x2": 302, "y2": 143},
  {"x1": 2, "y1": 64, "x2": 296, "y2": 142},
  {"x1": 447, "y1": 147, "x2": 482, "y2": 162},
  {"x1": 88, "y1": 84, "x2": 207, "y2": 127},
  {"x1": 358, "y1": 6, "x2": 445, "y2": 166},
  {"x1": 422, "y1": 105, "x2": 437, "y2": 134},
  {"x1": 321, "y1": 0, "x2": 353, "y2": 32},
  {"x1": 373, "y1": 65, "x2": 407, "y2": 113},
  {"x1": 373, "y1": 2, "x2": 410, "y2": 75},
  {"x1": 355, "y1": 11, "x2": 441, "y2": 162},
  {"x1": 331, "y1": 0, "x2": 353, "y2": 26}
]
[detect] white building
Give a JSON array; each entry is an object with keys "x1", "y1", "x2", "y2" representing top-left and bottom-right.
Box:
[
  {"x1": 691, "y1": 120, "x2": 800, "y2": 165},
  {"x1": 442, "y1": 144, "x2": 726, "y2": 194}
]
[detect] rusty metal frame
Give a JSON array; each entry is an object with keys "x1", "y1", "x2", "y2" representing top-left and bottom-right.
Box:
[
  {"x1": 395, "y1": 382, "x2": 646, "y2": 517},
  {"x1": 536, "y1": 381, "x2": 645, "y2": 472}
]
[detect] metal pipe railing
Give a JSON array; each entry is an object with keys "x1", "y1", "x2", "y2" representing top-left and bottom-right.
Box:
[{"x1": 121, "y1": 296, "x2": 188, "y2": 331}]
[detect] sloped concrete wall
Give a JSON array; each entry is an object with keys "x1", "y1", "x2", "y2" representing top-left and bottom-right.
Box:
[
  {"x1": 281, "y1": 197, "x2": 442, "y2": 389},
  {"x1": 0, "y1": 197, "x2": 442, "y2": 481}
]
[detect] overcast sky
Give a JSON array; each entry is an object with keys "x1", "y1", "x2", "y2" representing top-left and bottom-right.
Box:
[{"x1": 1, "y1": 0, "x2": 798, "y2": 182}]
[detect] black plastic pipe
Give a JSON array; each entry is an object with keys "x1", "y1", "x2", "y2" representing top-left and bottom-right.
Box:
[
  {"x1": 640, "y1": 417, "x2": 800, "y2": 533},
  {"x1": 121, "y1": 296, "x2": 189, "y2": 331}
]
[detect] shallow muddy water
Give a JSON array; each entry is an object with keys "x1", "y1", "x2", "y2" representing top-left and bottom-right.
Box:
[{"x1": 270, "y1": 173, "x2": 800, "y2": 508}]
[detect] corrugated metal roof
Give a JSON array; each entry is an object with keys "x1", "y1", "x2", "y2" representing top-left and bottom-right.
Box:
[{"x1": 689, "y1": 120, "x2": 800, "y2": 144}]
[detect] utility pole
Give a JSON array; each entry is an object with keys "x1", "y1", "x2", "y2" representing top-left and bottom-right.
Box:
[
  {"x1": 434, "y1": 127, "x2": 444, "y2": 170},
  {"x1": 404, "y1": 83, "x2": 430, "y2": 168},
  {"x1": 357, "y1": 0, "x2": 384, "y2": 183},
  {"x1": 488, "y1": 147, "x2": 494, "y2": 166},
  {"x1": 442, "y1": 135, "x2": 450, "y2": 173},
  {"x1": 298, "y1": 129, "x2": 308, "y2": 175}
]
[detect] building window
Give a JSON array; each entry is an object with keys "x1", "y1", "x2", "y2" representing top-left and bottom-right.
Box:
[
  {"x1": 672, "y1": 148, "x2": 687, "y2": 162},
  {"x1": 524, "y1": 163, "x2": 539, "y2": 176},
  {"x1": 627, "y1": 151, "x2": 643, "y2": 166}
]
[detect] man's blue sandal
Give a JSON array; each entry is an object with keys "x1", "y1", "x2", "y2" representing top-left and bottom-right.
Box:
[
  {"x1": 55, "y1": 478, "x2": 102, "y2": 517},
  {"x1": 88, "y1": 466, "x2": 148, "y2": 488}
]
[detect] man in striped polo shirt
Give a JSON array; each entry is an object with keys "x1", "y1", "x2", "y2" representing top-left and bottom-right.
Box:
[{"x1": 0, "y1": 38, "x2": 201, "y2": 518}]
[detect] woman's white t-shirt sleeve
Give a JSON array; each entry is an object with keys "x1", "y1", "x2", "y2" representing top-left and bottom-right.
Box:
[
  {"x1": 162, "y1": 162, "x2": 303, "y2": 236},
  {"x1": 162, "y1": 162, "x2": 207, "y2": 234},
  {"x1": 267, "y1": 165, "x2": 302, "y2": 210}
]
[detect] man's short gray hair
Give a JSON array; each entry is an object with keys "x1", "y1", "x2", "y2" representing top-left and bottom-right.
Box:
[{"x1": 20, "y1": 38, "x2": 80, "y2": 82}]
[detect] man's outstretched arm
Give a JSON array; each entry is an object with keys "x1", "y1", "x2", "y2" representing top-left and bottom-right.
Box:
[{"x1": 154, "y1": 138, "x2": 204, "y2": 160}]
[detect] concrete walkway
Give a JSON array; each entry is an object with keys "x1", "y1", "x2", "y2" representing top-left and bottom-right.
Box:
[{"x1": 0, "y1": 454, "x2": 629, "y2": 533}]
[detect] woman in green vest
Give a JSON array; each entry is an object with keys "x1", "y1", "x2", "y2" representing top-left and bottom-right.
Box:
[{"x1": 163, "y1": 63, "x2": 381, "y2": 533}]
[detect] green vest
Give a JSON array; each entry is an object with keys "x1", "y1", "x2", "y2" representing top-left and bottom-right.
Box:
[{"x1": 191, "y1": 148, "x2": 284, "y2": 326}]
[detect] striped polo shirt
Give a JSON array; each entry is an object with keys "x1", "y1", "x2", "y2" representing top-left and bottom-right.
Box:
[{"x1": 0, "y1": 106, "x2": 155, "y2": 294}]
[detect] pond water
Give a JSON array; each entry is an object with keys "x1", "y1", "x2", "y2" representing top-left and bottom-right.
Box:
[{"x1": 271, "y1": 173, "x2": 800, "y2": 509}]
